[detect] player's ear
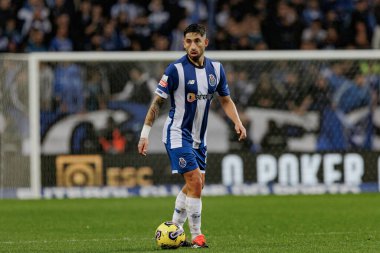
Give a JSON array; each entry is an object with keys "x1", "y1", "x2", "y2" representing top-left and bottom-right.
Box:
[{"x1": 204, "y1": 38, "x2": 209, "y2": 47}]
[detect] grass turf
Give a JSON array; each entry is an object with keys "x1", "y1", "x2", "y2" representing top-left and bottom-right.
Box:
[{"x1": 0, "y1": 194, "x2": 379, "y2": 253}]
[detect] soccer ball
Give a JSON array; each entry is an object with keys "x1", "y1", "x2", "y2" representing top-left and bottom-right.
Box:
[{"x1": 155, "y1": 221, "x2": 186, "y2": 249}]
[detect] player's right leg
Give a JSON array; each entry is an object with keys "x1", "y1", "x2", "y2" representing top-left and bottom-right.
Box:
[
  {"x1": 172, "y1": 185, "x2": 188, "y2": 227},
  {"x1": 166, "y1": 145, "x2": 190, "y2": 227},
  {"x1": 172, "y1": 185, "x2": 193, "y2": 247}
]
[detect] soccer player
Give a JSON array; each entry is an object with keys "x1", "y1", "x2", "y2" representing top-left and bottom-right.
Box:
[{"x1": 138, "y1": 23, "x2": 247, "y2": 248}]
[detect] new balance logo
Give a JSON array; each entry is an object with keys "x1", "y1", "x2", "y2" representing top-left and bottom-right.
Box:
[{"x1": 187, "y1": 80, "x2": 195, "y2": 85}]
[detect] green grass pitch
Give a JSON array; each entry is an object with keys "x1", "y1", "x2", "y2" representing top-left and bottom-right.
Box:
[{"x1": 0, "y1": 194, "x2": 379, "y2": 252}]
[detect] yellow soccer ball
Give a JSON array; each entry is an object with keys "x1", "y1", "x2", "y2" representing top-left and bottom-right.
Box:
[{"x1": 155, "y1": 221, "x2": 186, "y2": 249}]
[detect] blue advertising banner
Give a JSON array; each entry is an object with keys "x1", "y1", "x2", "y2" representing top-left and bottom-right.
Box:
[{"x1": 41, "y1": 152, "x2": 380, "y2": 198}]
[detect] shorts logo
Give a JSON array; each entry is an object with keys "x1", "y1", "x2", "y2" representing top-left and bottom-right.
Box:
[
  {"x1": 187, "y1": 80, "x2": 195, "y2": 85},
  {"x1": 209, "y1": 74, "x2": 216, "y2": 86},
  {"x1": 179, "y1": 157, "x2": 187, "y2": 168},
  {"x1": 159, "y1": 74, "x2": 168, "y2": 88}
]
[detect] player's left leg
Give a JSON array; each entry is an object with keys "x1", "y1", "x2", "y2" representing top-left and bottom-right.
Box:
[
  {"x1": 180, "y1": 173, "x2": 205, "y2": 247},
  {"x1": 183, "y1": 168, "x2": 203, "y2": 236},
  {"x1": 183, "y1": 169, "x2": 208, "y2": 248},
  {"x1": 188, "y1": 146, "x2": 208, "y2": 248}
]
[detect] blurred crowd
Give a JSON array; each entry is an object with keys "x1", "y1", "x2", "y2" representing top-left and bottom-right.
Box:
[
  {"x1": 33, "y1": 58, "x2": 379, "y2": 153},
  {"x1": 223, "y1": 59, "x2": 379, "y2": 152},
  {"x1": 1, "y1": 0, "x2": 380, "y2": 154},
  {"x1": 2, "y1": 56, "x2": 379, "y2": 154},
  {"x1": 2, "y1": 0, "x2": 380, "y2": 52}
]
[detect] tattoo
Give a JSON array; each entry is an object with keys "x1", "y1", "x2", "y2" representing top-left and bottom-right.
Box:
[{"x1": 145, "y1": 96, "x2": 165, "y2": 126}]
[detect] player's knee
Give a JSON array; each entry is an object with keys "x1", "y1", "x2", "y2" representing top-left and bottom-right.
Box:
[
  {"x1": 187, "y1": 173, "x2": 202, "y2": 196},
  {"x1": 191, "y1": 175, "x2": 202, "y2": 189}
]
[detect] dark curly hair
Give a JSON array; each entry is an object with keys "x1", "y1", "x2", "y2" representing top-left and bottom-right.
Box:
[{"x1": 183, "y1": 23, "x2": 206, "y2": 37}]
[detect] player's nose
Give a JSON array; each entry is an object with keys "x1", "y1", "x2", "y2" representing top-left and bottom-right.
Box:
[{"x1": 190, "y1": 42, "x2": 198, "y2": 49}]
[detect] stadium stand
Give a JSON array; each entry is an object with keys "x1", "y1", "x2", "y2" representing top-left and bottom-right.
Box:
[
  {"x1": 1, "y1": 0, "x2": 379, "y2": 154},
  {"x1": 1, "y1": 0, "x2": 379, "y2": 52}
]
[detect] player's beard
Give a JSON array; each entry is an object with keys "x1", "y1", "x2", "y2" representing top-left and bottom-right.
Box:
[
  {"x1": 189, "y1": 54, "x2": 200, "y2": 62},
  {"x1": 187, "y1": 49, "x2": 203, "y2": 62}
]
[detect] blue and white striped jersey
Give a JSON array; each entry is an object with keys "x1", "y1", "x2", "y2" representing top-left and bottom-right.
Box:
[{"x1": 155, "y1": 55, "x2": 230, "y2": 149}]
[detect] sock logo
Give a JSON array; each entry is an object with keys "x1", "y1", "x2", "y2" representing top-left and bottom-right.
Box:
[{"x1": 191, "y1": 213, "x2": 201, "y2": 219}]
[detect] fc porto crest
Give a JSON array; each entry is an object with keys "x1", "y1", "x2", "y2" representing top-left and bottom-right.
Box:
[
  {"x1": 179, "y1": 157, "x2": 187, "y2": 168},
  {"x1": 208, "y1": 74, "x2": 216, "y2": 86}
]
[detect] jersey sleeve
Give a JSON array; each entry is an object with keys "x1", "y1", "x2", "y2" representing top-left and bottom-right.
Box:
[
  {"x1": 155, "y1": 64, "x2": 178, "y2": 99},
  {"x1": 216, "y1": 64, "x2": 230, "y2": 97}
]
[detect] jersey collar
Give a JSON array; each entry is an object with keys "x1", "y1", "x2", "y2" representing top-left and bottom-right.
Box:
[{"x1": 186, "y1": 55, "x2": 206, "y2": 69}]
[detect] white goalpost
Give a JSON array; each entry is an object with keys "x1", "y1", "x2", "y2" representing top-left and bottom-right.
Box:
[{"x1": 1, "y1": 50, "x2": 380, "y2": 199}]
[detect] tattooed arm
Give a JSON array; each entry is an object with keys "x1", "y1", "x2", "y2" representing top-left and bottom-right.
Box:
[
  {"x1": 143, "y1": 95, "x2": 166, "y2": 127},
  {"x1": 138, "y1": 95, "x2": 166, "y2": 156}
]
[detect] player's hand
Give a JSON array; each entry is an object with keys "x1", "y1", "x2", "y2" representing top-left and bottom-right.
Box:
[
  {"x1": 235, "y1": 123, "x2": 247, "y2": 141},
  {"x1": 138, "y1": 138, "x2": 149, "y2": 156}
]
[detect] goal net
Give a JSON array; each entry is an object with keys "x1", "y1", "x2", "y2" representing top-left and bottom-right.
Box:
[
  {"x1": 0, "y1": 55, "x2": 31, "y2": 198},
  {"x1": 2, "y1": 51, "x2": 380, "y2": 198}
]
